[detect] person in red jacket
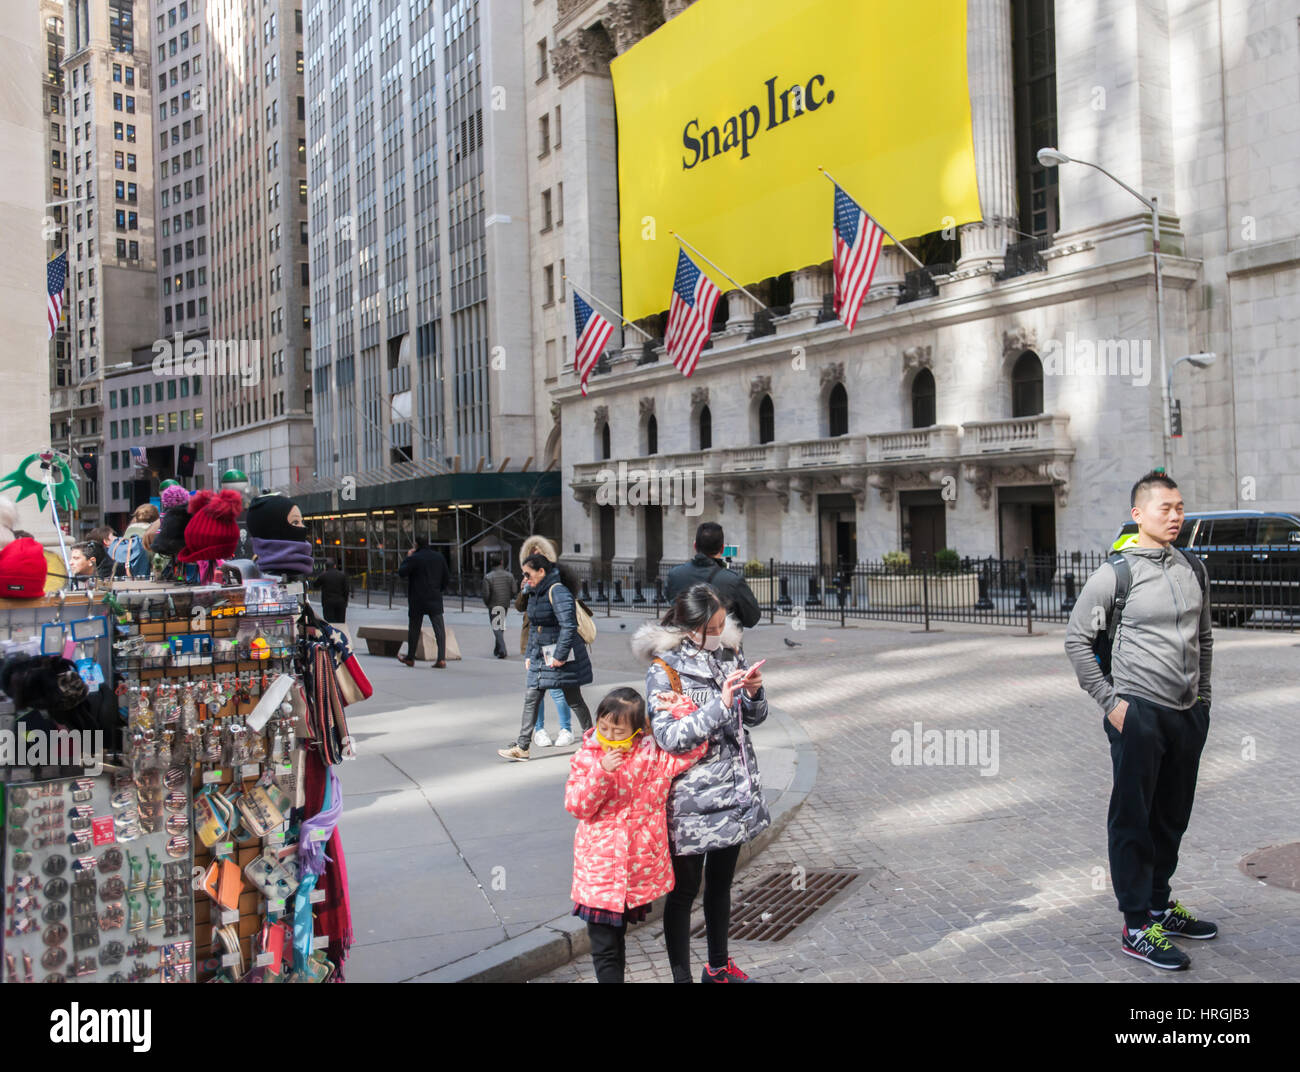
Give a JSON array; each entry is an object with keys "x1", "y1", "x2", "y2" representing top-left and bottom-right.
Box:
[{"x1": 564, "y1": 686, "x2": 729, "y2": 983}]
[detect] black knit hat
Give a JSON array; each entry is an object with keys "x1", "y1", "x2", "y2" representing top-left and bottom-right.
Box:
[{"x1": 246, "y1": 493, "x2": 306, "y2": 543}]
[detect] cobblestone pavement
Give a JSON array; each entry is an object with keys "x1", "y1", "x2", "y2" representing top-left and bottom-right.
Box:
[{"x1": 536, "y1": 619, "x2": 1300, "y2": 983}]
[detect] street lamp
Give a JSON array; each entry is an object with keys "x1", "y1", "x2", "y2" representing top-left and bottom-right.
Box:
[
  {"x1": 1036, "y1": 147, "x2": 1173, "y2": 469},
  {"x1": 64, "y1": 361, "x2": 131, "y2": 531},
  {"x1": 1167, "y1": 352, "x2": 1216, "y2": 440}
]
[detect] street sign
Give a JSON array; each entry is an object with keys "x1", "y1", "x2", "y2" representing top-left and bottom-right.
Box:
[
  {"x1": 1170, "y1": 399, "x2": 1183, "y2": 438},
  {"x1": 723, "y1": 545, "x2": 738, "y2": 558}
]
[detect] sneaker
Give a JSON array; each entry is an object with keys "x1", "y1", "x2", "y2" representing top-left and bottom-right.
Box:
[
  {"x1": 532, "y1": 727, "x2": 553, "y2": 749},
  {"x1": 1152, "y1": 901, "x2": 1218, "y2": 940},
  {"x1": 701, "y1": 958, "x2": 754, "y2": 983},
  {"x1": 1121, "y1": 922, "x2": 1190, "y2": 970},
  {"x1": 496, "y1": 744, "x2": 529, "y2": 762},
  {"x1": 554, "y1": 729, "x2": 574, "y2": 748}
]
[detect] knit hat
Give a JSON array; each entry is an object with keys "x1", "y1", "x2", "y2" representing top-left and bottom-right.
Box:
[
  {"x1": 0, "y1": 494, "x2": 17, "y2": 548},
  {"x1": 0, "y1": 537, "x2": 48, "y2": 598},
  {"x1": 160, "y1": 484, "x2": 190, "y2": 510},
  {"x1": 247, "y1": 492, "x2": 306, "y2": 544},
  {"x1": 177, "y1": 489, "x2": 244, "y2": 563}
]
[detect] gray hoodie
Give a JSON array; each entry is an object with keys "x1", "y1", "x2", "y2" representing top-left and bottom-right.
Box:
[{"x1": 1064, "y1": 544, "x2": 1212, "y2": 714}]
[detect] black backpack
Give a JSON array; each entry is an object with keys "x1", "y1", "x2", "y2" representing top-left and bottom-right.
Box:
[{"x1": 1093, "y1": 547, "x2": 1208, "y2": 680}]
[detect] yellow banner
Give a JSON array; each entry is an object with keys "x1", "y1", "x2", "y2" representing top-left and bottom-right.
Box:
[{"x1": 611, "y1": 0, "x2": 981, "y2": 321}]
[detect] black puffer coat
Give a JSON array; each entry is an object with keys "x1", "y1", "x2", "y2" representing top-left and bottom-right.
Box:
[
  {"x1": 150, "y1": 504, "x2": 191, "y2": 557},
  {"x1": 523, "y1": 568, "x2": 593, "y2": 689}
]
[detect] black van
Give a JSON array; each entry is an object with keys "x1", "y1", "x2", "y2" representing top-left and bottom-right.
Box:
[{"x1": 1111, "y1": 510, "x2": 1300, "y2": 625}]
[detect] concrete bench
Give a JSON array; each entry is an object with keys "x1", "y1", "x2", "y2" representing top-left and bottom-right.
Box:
[{"x1": 356, "y1": 624, "x2": 461, "y2": 661}]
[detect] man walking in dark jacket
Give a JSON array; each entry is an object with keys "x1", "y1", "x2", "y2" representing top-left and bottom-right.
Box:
[
  {"x1": 1065, "y1": 471, "x2": 1216, "y2": 972},
  {"x1": 313, "y1": 560, "x2": 350, "y2": 624},
  {"x1": 482, "y1": 554, "x2": 517, "y2": 659},
  {"x1": 665, "y1": 522, "x2": 762, "y2": 629},
  {"x1": 398, "y1": 538, "x2": 451, "y2": 668}
]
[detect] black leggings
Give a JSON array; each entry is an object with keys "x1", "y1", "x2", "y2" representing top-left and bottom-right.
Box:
[
  {"x1": 586, "y1": 922, "x2": 627, "y2": 983},
  {"x1": 663, "y1": 844, "x2": 742, "y2": 982}
]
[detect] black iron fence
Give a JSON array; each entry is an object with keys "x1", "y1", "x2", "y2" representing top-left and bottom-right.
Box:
[
  {"x1": 563, "y1": 553, "x2": 1300, "y2": 633},
  {"x1": 317, "y1": 553, "x2": 1299, "y2": 632}
]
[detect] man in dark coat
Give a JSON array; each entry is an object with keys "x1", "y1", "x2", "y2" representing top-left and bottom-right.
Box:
[
  {"x1": 664, "y1": 522, "x2": 762, "y2": 629},
  {"x1": 313, "y1": 560, "x2": 351, "y2": 625},
  {"x1": 398, "y1": 538, "x2": 451, "y2": 667},
  {"x1": 481, "y1": 554, "x2": 517, "y2": 659}
]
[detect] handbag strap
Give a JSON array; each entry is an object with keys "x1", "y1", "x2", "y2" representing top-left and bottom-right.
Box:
[{"x1": 653, "y1": 656, "x2": 682, "y2": 695}]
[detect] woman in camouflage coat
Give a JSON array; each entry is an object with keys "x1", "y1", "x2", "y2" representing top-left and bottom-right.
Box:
[{"x1": 632, "y1": 583, "x2": 769, "y2": 983}]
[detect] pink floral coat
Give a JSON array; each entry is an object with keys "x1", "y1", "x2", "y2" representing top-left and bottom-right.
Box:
[{"x1": 565, "y1": 726, "x2": 707, "y2": 912}]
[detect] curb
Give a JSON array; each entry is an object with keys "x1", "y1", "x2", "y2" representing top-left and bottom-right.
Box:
[{"x1": 417, "y1": 707, "x2": 818, "y2": 983}]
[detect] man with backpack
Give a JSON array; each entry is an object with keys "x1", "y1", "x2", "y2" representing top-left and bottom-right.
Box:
[
  {"x1": 1065, "y1": 470, "x2": 1215, "y2": 971},
  {"x1": 664, "y1": 522, "x2": 762, "y2": 629}
]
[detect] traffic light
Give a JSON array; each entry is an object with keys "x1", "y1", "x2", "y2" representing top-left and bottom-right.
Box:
[
  {"x1": 176, "y1": 442, "x2": 198, "y2": 478},
  {"x1": 77, "y1": 451, "x2": 98, "y2": 483}
]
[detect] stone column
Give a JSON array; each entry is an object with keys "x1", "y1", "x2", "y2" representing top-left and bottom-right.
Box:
[
  {"x1": 862, "y1": 246, "x2": 907, "y2": 308},
  {"x1": 957, "y1": 0, "x2": 1018, "y2": 272},
  {"x1": 725, "y1": 288, "x2": 759, "y2": 333},
  {"x1": 790, "y1": 264, "x2": 828, "y2": 318}
]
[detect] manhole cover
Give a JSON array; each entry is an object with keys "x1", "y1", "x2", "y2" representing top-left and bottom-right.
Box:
[
  {"x1": 691, "y1": 868, "x2": 860, "y2": 941},
  {"x1": 1240, "y1": 843, "x2": 1300, "y2": 892}
]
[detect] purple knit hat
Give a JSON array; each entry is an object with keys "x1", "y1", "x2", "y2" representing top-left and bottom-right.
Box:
[{"x1": 161, "y1": 485, "x2": 191, "y2": 510}]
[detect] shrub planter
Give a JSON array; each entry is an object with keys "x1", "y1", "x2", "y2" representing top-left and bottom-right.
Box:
[{"x1": 866, "y1": 572, "x2": 979, "y2": 609}]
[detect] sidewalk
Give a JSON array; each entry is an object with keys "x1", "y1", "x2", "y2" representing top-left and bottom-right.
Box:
[{"x1": 331, "y1": 602, "x2": 814, "y2": 982}]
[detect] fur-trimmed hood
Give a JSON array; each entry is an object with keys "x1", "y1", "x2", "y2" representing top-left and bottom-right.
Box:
[
  {"x1": 630, "y1": 616, "x2": 744, "y2": 663},
  {"x1": 520, "y1": 534, "x2": 559, "y2": 568}
]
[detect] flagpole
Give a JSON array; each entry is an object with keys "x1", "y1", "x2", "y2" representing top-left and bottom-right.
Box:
[
  {"x1": 668, "y1": 232, "x2": 770, "y2": 310},
  {"x1": 817, "y1": 167, "x2": 928, "y2": 272},
  {"x1": 563, "y1": 276, "x2": 655, "y2": 341}
]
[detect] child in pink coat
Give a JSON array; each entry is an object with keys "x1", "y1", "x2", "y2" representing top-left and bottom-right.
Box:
[{"x1": 565, "y1": 686, "x2": 728, "y2": 982}]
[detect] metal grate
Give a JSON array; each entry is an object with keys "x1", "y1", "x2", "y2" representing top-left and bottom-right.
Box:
[{"x1": 691, "y1": 868, "x2": 860, "y2": 942}]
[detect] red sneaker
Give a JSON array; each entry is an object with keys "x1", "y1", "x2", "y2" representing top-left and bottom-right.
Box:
[{"x1": 701, "y1": 958, "x2": 754, "y2": 983}]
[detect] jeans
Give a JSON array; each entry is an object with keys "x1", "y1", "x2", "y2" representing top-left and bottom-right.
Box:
[
  {"x1": 407, "y1": 608, "x2": 446, "y2": 662},
  {"x1": 663, "y1": 844, "x2": 742, "y2": 982},
  {"x1": 534, "y1": 689, "x2": 574, "y2": 733},
  {"x1": 518, "y1": 686, "x2": 590, "y2": 749},
  {"x1": 1104, "y1": 693, "x2": 1210, "y2": 928}
]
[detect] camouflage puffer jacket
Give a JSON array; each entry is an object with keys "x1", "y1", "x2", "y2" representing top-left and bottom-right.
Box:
[{"x1": 631, "y1": 616, "x2": 770, "y2": 856}]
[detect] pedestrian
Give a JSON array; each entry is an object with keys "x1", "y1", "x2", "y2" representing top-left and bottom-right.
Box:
[
  {"x1": 481, "y1": 553, "x2": 517, "y2": 660},
  {"x1": 67, "y1": 541, "x2": 100, "y2": 585},
  {"x1": 532, "y1": 689, "x2": 577, "y2": 750},
  {"x1": 565, "y1": 686, "x2": 728, "y2": 983},
  {"x1": 632, "y1": 582, "x2": 769, "y2": 982},
  {"x1": 314, "y1": 559, "x2": 351, "y2": 625},
  {"x1": 123, "y1": 503, "x2": 159, "y2": 542},
  {"x1": 497, "y1": 551, "x2": 593, "y2": 761},
  {"x1": 1065, "y1": 470, "x2": 1216, "y2": 972},
  {"x1": 87, "y1": 525, "x2": 116, "y2": 579},
  {"x1": 664, "y1": 522, "x2": 762, "y2": 630},
  {"x1": 397, "y1": 537, "x2": 451, "y2": 668}
]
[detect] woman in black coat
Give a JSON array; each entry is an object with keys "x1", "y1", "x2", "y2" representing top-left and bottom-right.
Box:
[{"x1": 497, "y1": 552, "x2": 593, "y2": 761}]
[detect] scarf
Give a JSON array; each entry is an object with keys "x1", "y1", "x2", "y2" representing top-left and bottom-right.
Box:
[
  {"x1": 252, "y1": 536, "x2": 314, "y2": 576},
  {"x1": 303, "y1": 747, "x2": 353, "y2": 979}
]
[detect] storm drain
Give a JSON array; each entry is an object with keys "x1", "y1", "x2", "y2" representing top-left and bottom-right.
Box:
[{"x1": 691, "y1": 868, "x2": 860, "y2": 941}]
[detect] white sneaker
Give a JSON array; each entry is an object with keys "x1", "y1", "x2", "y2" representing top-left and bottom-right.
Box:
[
  {"x1": 532, "y1": 727, "x2": 553, "y2": 748},
  {"x1": 554, "y1": 729, "x2": 574, "y2": 748}
]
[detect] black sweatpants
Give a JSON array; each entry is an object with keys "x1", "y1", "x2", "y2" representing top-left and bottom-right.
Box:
[
  {"x1": 663, "y1": 843, "x2": 742, "y2": 982},
  {"x1": 407, "y1": 608, "x2": 445, "y2": 662},
  {"x1": 587, "y1": 922, "x2": 627, "y2": 983},
  {"x1": 1104, "y1": 693, "x2": 1210, "y2": 928}
]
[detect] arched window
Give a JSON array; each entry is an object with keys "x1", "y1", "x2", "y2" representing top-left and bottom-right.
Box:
[
  {"x1": 698, "y1": 405, "x2": 712, "y2": 450},
  {"x1": 911, "y1": 369, "x2": 936, "y2": 428},
  {"x1": 646, "y1": 414, "x2": 658, "y2": 455},
  {"x1": 828, "y1": 382, "x2": 848, "y2": 437},
  {"x1": 600, "y1": 421, "x2": 611, "y2": 460},
  {"x1": 758, "y1": 395, "x2": 775, "y2": 444},
  {"x1": 1012, "y1": 351, "x2": 1044, "y2": 417}
]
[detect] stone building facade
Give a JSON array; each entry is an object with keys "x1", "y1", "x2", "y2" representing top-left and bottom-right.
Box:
[{"x1": 532, "y1": 0, "x2": 1299, "y2": 576}]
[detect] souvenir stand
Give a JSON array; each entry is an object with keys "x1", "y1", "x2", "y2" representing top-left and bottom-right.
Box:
[{"x1": 1, "y1": 577, "x2": 354, "y2": 983}]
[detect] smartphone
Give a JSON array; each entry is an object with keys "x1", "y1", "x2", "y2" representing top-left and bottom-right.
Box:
[{"x1": 741, "y1": 658, "x2": 767, "y2": 680}]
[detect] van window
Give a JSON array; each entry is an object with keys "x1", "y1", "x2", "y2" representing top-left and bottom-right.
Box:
[
  {"x1": 1173, "y1": 521, "x2": 1193, "y2": 548},
  {"x1": 1204, "y1": 518, "x2": 1256, "y2": 545},
  {"x1": 1257, "y1": 517, "x2": 1300, "y2": 546}
]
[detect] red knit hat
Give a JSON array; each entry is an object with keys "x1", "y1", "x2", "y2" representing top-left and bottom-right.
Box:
[
  {"x1": 177, "y1": 489, "x2": 244, "y2": 563},
  {"x1": 0, "y1": 537, "x2": 48, "y2": 598}
]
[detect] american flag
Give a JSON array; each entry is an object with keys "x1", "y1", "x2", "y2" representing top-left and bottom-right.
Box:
[
  {"x1": 665, "y1": 249, "x2": 721, "y2": 378},
  {"x1": 47, "y1": 252, "x2": 68, "y2": 339},
  {"x1": 572, "y1": 291, "x2": 613, "y2": 397},
  {"x1": 832, "y1": 184, "x2": 885, "y2": 332}
]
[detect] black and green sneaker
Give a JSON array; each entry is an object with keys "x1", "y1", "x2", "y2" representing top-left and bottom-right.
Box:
[
  {"x1": 1121, "y1": 922, "x2": 1191, "y2": 970},
  {"x1": 1152, "y1": 901, "x2": 1218, "y2": 940}
]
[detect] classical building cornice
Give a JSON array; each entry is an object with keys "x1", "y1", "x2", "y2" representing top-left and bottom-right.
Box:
[{"x1": 551, "y1": 25, "x2": 616, "y2": 86}]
